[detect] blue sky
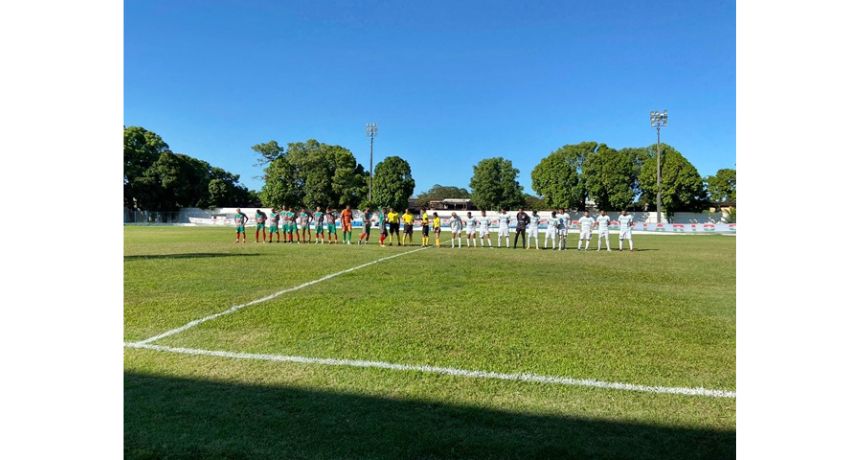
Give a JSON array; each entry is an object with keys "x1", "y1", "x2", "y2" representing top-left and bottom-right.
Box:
[{"x1": 125, "y1": 0, "x2": 735, "y2": 195}]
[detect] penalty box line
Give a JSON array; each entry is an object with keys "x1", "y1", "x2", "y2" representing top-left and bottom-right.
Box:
[
  {"x1": 125, "y1": 342, "x2": 736, "y2": 399},
  {"x1": 135, "y1": 246, "x2": 428, "y2": 345}
]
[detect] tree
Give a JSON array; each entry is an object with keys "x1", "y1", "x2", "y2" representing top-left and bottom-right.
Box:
[
  {"x1": 582, "y1": 146, "x2": 638, "y2": 210},
  {"x1": 125, "y1": 126, "x2": 254, "y2": 210},
  {"x1": 530, "y1": 142, "x2": 596, "y2": 210},
  {"x1": 124, "y1": 126, "x2": 170, "y2": 208},
  {"x1": 372, "y1": 156, "x2": 415, "y2": 210},
  {"x1": 469, "y1": 157, "x2": 524, "y2": 210},
  {"x1": 639, "y1": 144, "x2": 708, "y2": 214},
  {"x1": 251, "y1": 140, "x2": 285, "y2": 165},
  {"x1": 414, "y1": 184, "x2": 470, "y2": 207},
  {"x1": 705, "y1": 168, "x2": 736, "y2": 204},
  {"x1": 258, "y1": 139, "x2": 367, "y2": 209}
]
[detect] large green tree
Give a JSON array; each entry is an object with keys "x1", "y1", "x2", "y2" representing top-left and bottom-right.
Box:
[
  {"x1": 530, "y1": 142, "x2": 596, "y2": 210},
  {"x1": 470, "y1": 157, "x2": 524, "y2": 210},
  {"x1": 258, "y1": 140, "x2": 368, "y2": 209},
  {"x1": 124, "y1": 126, "x2": 170, "y2": 208},
  {"x1": 582, "y1": 146, "x2": 638, "y2": 210},
  {"x1": 124, "y1": 126, "x2": 255, "y2": 210},
  {"x1": 705, "y1": 168, "x2": 736, "y2": 204},
  {"x1": 639, "y1": 144, "x2": 708, "y2": 214},
  {"x1": 372, "y1": 156, "x2": 415, "y2": 210},
  {"x1": 414, "y1": 184, "x2": 470, "y2": 207}
]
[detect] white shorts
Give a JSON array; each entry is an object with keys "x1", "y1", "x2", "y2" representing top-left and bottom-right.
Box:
[
  {"x1": 466, "y1": 227, "x2": 476, "y2": 235},
  {"x1": 619, "y1": 230, "x2": 632, "y2": 240},
  {"x1": 498, "y1": 226, "x2": 510, "y2": 236},
  {"x1": 599, "y1": 230, "x2": 610, "y2": 238},
  {"x1": 528, "y1": 227, "x2": 539, "y2": 237},
  {"x1": 580, "y1": 230, "x2": 592, "y2": 240},
  {"x1": 479, "y1": 227, "x2": 490, "y2": 237},
  {"x1": 451, "y1": 228, "x2": 462, "y2": 234},
  {"x1": 559, "y1": 228, "x2": 568, "y2": 236}
]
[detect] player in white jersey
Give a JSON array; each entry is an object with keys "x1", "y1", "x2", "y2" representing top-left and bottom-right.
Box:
[
  {"x1": 464, "y1": 212, "x2": 478, "y2": 247},
  {"x1": 477, "y1": 210, "x2": 492, "y2": 247},
  {"x1": 497, "y1": 209, "x2": 511, "y2": 248},
  {"x1": 578, "y1": 210, "x2": 595, "y2": 250},
  {"x1": 449, "y1": 212, "x2": 463, "y2": 248},
  {"x1": 557, "y1": 208, "x2": 570, "y2": 251},
  {"x1": 595, "y1": 210, "x2": 612, "y2": 252},
  {"x1": 527, "y1": 210, "x2": 540, "y2": 249},
  {"x1": 617, "y1": 210, "x2": 634, "y2": 251},
  {"x1": 544, "y1": 211, "x2": 558, "y2": 249}
]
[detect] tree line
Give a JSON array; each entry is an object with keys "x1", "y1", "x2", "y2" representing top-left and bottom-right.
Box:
[
  {"x1": 124, "y1": 126, "x2": 258, "y2": 210},
  {"x1": 467, "y1": 142, "x2": 734, "y2": 214},
  {"x1": 124, "y1": 126, "x2": 735, "y2": 214}
]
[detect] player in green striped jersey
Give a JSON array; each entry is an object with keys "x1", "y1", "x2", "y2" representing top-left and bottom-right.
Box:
[
  {"x1": 233, "y1": 209, "x2": 248, "y2": 243},
  {"x1": 268, "y1": 208, "x2": 280, "y2": 243}
]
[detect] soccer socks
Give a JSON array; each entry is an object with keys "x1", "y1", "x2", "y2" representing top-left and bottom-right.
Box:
[
  {"x1": 458, "y1": 237, "x2": 462, "y2": 248},
  {"x1": 578, "y1": 239, "x2": 583, "y2": 250}
]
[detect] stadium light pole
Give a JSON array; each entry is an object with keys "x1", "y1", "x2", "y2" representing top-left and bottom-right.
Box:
[
  {"x1": 650, "y1": 110, "x2": 668, "y2": 223},
  {"x1": 366, "y1": 122, "x2": 378, "y2": 202}
]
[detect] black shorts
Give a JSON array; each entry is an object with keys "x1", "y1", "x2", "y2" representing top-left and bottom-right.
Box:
[
  {"x1": 364, "y1": 224, "x2": 371, "y2": 234},
  {"x1": 422, "y1": 225, "x2": 430, "y2": 236},
  {"x1": 389, "y1": 223, "x2": 399, "y2": 234},
  {"x1": 404, "y1": 224, "x2": 413, "y2": 235}
]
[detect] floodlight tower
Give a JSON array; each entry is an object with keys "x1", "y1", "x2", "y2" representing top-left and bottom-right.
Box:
[
  {"x1": 366, "y1": 122, "x2": 378, "y2": 202},
  {"x1": 650, "y1": 110, "x2": 668, "y2": 223}
]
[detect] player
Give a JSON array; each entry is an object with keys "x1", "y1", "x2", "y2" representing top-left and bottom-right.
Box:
[
  {"x1": 544, "y1": 211, "x2": 558, "y2": 249},
  {"x1": 464, "y1": 211, "x2": 478, "y2": 247},
  {"x1": 432, "y1": 212, "x2": 442, "y2": 247},
  {"x1": 280, "y1": 205, "x2": 296, "y2": 243},
  {"x1": 267, "y1": 208, "x2": 280, "y2": 243},
  {"x1": 378, "y1": 208, "x2": 389, "y2": 246},
  {"x1": 527, "y1": 210, "x2": 540, "y2": 249},
  {"x1": 420, "y1": 208, "x2": 431, "y2": 247},
  {"x1": 617, "y1": 209, "x2": 634, "y2": 251},
  {"x1": 449, "y1": 212, "x2": 463, "y2": 248},
  {"x1": 340, "y1": 205, "x2": 354, "y2": 245},
  {"x1": 596, "y1": 210, "x2": 612, "y2": 252},
  {"x1": 297, "y1": 208, "x2": 310, "y2": 244},
  {"x1": 578, "y1": 210, "x2": 595, "y2": 251},
  {"x1": 324, "y1": 208, "x2": 338, "y2": 244},
  {"x1": 497, "y1": 209, "x2": 511, "y2": 248},
  {"x1": 233, "y1": 208, "x2": 248, "y2": 243},
  {"x1": 401, "y1": 209, "x2": 414, "y2": 245},
  {"x1": 313, "y1": 206, "x2": 325, "y2": 244},
  {"x1": 359, "y1": 208, "x2": 373, "y2": 245},
  {"x1": 477, "y1": 210, "x2": 492, "y2": 247},
  {"x1": 514, "y1": 208, "x2": 529, "y2": 249},
  {"x1": 386, "y1": 208, "x2": 401, "y2": 246},
  {"x1": 557, "y1": 208, "x2": 570, "y2": 251},
  {"x1": 254, "y1": 209, "x2": 267, "y2": 243}
]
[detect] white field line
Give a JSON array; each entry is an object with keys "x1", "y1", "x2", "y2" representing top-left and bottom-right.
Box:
[
  {"x1": 136, "y1": 246, "x2": 428, "y2": 344},
  {"x1": 124, "y1": 342, "x2": 736, "y2": 399}
]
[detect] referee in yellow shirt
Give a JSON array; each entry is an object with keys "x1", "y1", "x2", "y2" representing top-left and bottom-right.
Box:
[
  {"x1": 386, "y1": 209, "x2": 401, "y2": 246},
  {"x1": 420, "y1": 207, "x2": 431, "y2": 247},
  {"x1": 401, "y1": 209, "x2": 415, "y2": 245}
]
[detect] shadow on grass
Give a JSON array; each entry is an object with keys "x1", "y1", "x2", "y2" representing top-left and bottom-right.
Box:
[
  {"x1": 125, "y1": 372, "x2": 734, "y2": 459},
  {"x1": 124, "y1": 253, "x2": 262, "y2": 260}
]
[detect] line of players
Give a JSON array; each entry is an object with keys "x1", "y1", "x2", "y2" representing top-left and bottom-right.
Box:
[{"x1": 231, "y1": 206, "x2": 635, "y2": 251}]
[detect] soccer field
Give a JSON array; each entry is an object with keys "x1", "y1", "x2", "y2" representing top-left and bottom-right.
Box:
[{"x1": 124, "y1": 226, "x2": 736, "y2": 459}]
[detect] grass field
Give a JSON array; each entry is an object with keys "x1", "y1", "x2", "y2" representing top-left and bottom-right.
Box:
[{"x1": 124, "y1": 226, "x2": 736, "y2": 459}]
